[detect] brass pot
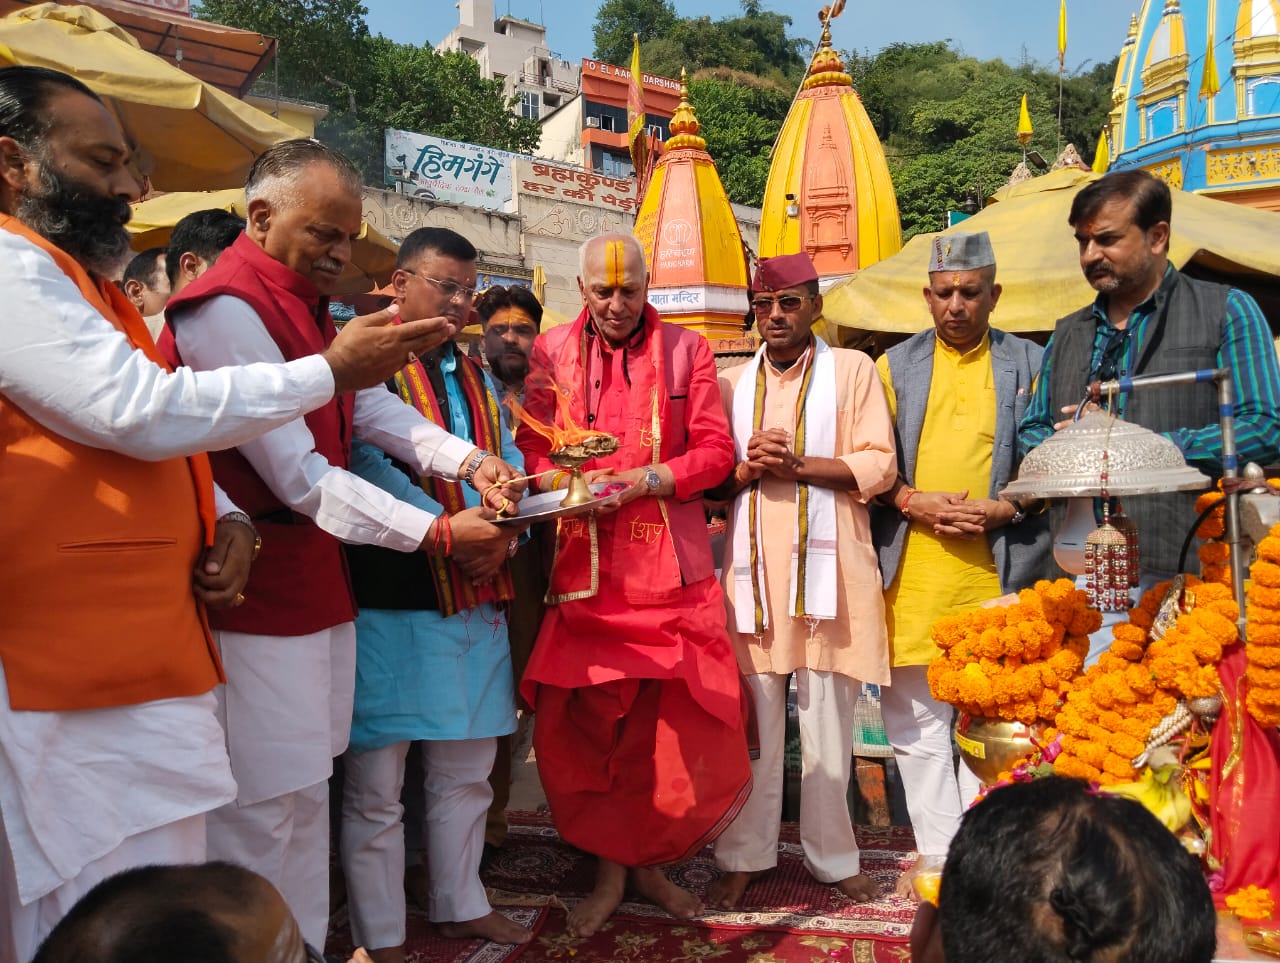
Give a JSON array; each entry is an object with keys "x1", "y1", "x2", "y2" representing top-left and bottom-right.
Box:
[{"x1": 954, "y1": 713, "x2": 1037, "y2": 785}]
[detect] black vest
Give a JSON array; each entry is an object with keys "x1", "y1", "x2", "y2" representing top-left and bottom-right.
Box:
[{"x1": 1047, "y1": 268, "x2": 1229, "y2": 577}]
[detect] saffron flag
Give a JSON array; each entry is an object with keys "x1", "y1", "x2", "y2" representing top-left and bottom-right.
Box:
[
  {"x1": 1058, "y1": 0, "x2": 1068, "y2": 71},
  {"x1": 1201, "y1": 26, "x2": 1221, "y2": 99},
  {"x1": 1017, "y1": 94, "x2": 1034, "y2": 146},
  {"x1": 627, "y1": 33, "x2": 647, "y2": 181},
  {"x1": 1092, "y1": 128, "x2": 1109, "y2": 173}
]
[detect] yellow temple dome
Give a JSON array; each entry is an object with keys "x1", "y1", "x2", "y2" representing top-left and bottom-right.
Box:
[
  {"x1": 634, "y1": 69, "x2": 750, "y2": 341},
  {"x1": 757, "y1": 5, "x2": 901, "y2": 278}
]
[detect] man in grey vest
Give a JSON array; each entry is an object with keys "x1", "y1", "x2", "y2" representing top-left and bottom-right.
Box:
[
  {"x1": 1018, "y1": 170, "x2": 1280, "y2": 591},
  {"x1": 872, "y1": 232, "x2": 1050, "y2": 896}
]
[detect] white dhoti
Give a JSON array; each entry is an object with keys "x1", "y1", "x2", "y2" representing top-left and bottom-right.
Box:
[
  {"x1": 341, "y1": 738, "x2": 496, "y2": 949},
  {"x1": 714, "y1": 669, "x2": 862, "y2": 883},
  {"x1": 879, "y1": 665, "x2": 981, "y2": 856},
  {"x1": 206, "y1": 623, "x2": 356, "y2": 949}
]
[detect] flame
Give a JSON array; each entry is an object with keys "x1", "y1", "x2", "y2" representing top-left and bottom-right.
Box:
[{"x1": 503, "y1": 387, "x2": 612, "y2": 451}]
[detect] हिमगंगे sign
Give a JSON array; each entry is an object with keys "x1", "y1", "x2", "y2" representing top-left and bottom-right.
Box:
[{"x1": 383, "y1": 128, "x2": 516, "y2": 211}]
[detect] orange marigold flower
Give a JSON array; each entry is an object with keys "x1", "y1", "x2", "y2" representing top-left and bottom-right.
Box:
[
  {"x1": 1251, "y1": 560, "x2": 1280, "y2": 589},
  {"x1": 1200, "y1": 564, "x2": 1231, "y2": 587},
  {"x1": 1247, "y1": 624, "x2": 1280, "y2": 647},
  {"x1": 1248, "y1": 584, "x2": 1280, "y2": 611},
  {"x1": 1246, "y1": 665, "x2": 1280, "y2": 690},
  {"x1": 1198, "y1": 541, "x2": 1231, "y2": 565},
  {"x1": 1246, "y1": 643, "x2": 1280, "y2": 670},
  {"x1": 1194, "y1": 491, "x2": 1224, "y2": 514},
  {"x1": 1258, "y1": 535, "x2": 1280, "y2": 565},
  {"x1": 1248, "y1": 691, "x2": 1280, "y2": 727},
  {"x1": 1225, "y1": 885, "x2": 1275, "y2": 922}
]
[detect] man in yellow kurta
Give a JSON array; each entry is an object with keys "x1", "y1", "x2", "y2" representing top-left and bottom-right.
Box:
[
  {"x1": 708, "y1": 253, "x2": 897, "y2": 908},
  {"x1": 871, "y1": 233, "x2": 1049, "y2": 894}
]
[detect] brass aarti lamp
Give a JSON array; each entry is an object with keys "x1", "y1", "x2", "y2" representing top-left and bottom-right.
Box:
[{"x1": 548, "y1": 433, "x2": 620, "y2": 508}]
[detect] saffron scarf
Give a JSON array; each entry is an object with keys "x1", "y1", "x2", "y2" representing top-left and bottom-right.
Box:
[
  {"x1": 0, "y1": 213, "x2": 216, "y2": 545},
  {"x1": 394, "y1": 348, "x2": 515, "y2": 617},
  {"x1": 730, "y1": 336, "x2": 838, "y2": 635}
]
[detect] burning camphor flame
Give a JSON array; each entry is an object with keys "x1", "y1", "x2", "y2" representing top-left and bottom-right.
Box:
[{"x1": 502, "y1": 385, "x2": 614, "y2": 452}]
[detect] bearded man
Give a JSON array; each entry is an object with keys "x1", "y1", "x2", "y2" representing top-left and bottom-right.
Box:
[
  {"x1": 0, "y1": 66, "x2": 449, "y2": 962},
  {"x1": 165, "y1": 139, "x2": 523, "y2": 947}
]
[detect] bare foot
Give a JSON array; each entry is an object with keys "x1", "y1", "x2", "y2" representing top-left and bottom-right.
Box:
[
  {"x1": 895, "y1": 854, "x2": 925, "y2": 899},
  {"x1": 566, "y1": 858, "x2": 626, "y2": 938},
  {"x1": 835, "y1": 873, "x2": 881, "y2": 903},
  {"x1": 437, "y1": 911, "x2": 532, "y2": 944},
  {"x1": 631, "y1": 866, "x2": 702, "y2": 920},
  {"x1": 705, "y1": 869, "x2": 768, "y2": 909},
  {"x1": 364, "y1": 945, "x2": 405, "y2": 963}
]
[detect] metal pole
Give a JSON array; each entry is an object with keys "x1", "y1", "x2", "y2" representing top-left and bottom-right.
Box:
[{"x1": 1096, "y1": 367, "x2": 1246, "y2": 634}]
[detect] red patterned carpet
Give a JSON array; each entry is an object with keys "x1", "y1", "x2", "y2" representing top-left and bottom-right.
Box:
[{"x1": 328, "y1": 812, "x2": 918, "y2": 963}]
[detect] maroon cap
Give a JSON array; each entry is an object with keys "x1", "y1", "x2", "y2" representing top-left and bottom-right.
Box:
[{"x1": 752, "y1": 252, "x2": 819, "y2": 292}]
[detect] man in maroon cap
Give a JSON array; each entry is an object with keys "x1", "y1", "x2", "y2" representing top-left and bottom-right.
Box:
[{"x1": 707, "y1": 252, "x2": 897, "y2": 908}]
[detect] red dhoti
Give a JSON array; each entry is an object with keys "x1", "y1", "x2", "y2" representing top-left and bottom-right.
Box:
[{"x1": 523, "y1": 575, "x2": 752, "y2": 867}]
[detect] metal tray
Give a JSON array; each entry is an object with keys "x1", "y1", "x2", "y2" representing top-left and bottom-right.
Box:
[{"x1": 493, "y1": 481, "x2": 630, "y2": 527}]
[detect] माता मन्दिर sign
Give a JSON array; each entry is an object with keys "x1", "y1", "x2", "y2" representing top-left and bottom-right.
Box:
[{"x1": 383, "y1": 128, "x2": 516, "y2": 211}]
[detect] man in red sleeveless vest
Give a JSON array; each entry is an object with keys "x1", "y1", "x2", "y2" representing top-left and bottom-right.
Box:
[
  {"x1": 0, "y1": 67, "x2": 457, "y2": 962},
  {"x1": 166, "y1": 140, "x2": 524, "y2": 948},
  {"x1": 517, "y1": 233, "x2": 752, "y2": 937}
]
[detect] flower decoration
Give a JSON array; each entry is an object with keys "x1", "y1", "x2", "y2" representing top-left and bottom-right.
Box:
[
  {"x1": 1052, "y1": 578, "x2": 1238, "y2": 786},
  {"x1": 1225, "y1": 885, "x2": 1276, "y2": 921},
  {"x1": 1246, "y1": 526, "x2": 1280, "y2": 727},
  {"x1": 928, "y1": 579, "x2": 1096, "y2": 726}
]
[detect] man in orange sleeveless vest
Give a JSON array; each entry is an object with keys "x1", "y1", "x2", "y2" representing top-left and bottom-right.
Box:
[
  {"x1": 165, "y1": 141, "x2": 525, "y2": 948},
  {"x1": 0, "y1": 67, "x2": 459, "y2": 962}
]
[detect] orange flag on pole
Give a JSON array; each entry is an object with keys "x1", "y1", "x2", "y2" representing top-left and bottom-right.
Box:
[{"x1": 627, "y1": 34, "x2": 647, "y2": 181}]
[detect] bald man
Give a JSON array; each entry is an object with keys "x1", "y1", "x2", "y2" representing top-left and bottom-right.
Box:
[{"x1": 515, "y1": 233, "x2": 752, "y2": 936}]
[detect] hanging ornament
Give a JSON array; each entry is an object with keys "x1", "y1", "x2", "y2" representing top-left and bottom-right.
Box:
[
  {"x1": 1111, "y1": 501, "x2": 1140, "y2": 587},
  {"x1": 1084, "y1": 419, "x2": 1133, "y2": 612}
]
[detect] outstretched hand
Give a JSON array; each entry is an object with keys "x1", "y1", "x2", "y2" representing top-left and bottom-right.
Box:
[{"x1": 324, "y1": 305, "x2": 456, "y2": 394}]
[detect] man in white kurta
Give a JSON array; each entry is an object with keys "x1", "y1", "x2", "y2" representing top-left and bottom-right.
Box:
[
  {"x1": 167, "y1": 140, "x2": 520, "y2": 948},
  {"x1": 708, "y1": 253, "x2": 897, "y2": 908},
  {"x1": 0, "y1": 68, "x2": 453, "y2": 963}
]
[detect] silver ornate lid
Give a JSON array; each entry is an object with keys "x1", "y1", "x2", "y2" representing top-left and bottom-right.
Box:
[{"x1": 1002, "y1": 411, "x2": 1210, "y2": 498}]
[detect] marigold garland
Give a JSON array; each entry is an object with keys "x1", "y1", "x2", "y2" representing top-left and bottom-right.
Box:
[
  {"x1": 927, "y1": 579, "x2": 1096, "y2": 726},
  {"x1": 1246, "y1": 524, "x2": 1280, "y2": 727},
  {"x1": 1050, "y1": 578, "x2": 1238, "y2": 786}
]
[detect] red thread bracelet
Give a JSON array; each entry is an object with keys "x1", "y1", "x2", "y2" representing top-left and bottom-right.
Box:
[{"x1": 900, "y1": 488, "x2": 918, "y2": 520}]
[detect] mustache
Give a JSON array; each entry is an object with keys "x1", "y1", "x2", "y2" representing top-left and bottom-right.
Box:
[
  {"x1": 16, "y1": 160, "x2": 132, "y2": 276},
  {"x1": 314, "y1": 256, "x2": 344, "y2": 274}
]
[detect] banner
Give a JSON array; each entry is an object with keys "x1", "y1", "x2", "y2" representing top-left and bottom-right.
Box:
[
  {"x1": 384, "y1": 128, "x2": 516, "y2": 212},
  {"x1": 518, "y1": 159, "x2": 638, "y2": 212}
]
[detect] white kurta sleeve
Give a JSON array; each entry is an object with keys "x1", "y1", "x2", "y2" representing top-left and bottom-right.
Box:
[
  {"x1": 0, "y1": 231, "x2": 334, "y2": 460},
  {"x1": 352, "y1": 385, "x2": 475, "y2": 482},
  {"x1": 171, "y1": 294, "x2": 437, "y2": 552}
]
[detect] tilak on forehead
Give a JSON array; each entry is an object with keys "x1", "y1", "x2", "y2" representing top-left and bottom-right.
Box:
[{"x1": 604, "y1": 239, "x2": 629, "y2": 287}]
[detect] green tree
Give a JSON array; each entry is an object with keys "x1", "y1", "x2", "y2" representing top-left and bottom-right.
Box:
[
  {"x1": 592, "y1": 0, "x2": 678, "y2": 66},
  {"x1": 638, "y1": 3, "x2": 809, "y2": 87},
  {"x1": 196, "y1": 0, "x2": 541, "y2": 182},
  {"x1": 688, "y1": 68, "x2": 792, "y2": 206}
]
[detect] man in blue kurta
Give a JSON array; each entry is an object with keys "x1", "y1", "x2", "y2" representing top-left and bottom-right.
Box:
[{"x1": 339, "y1": 228, "x2": 530, "y2": 962}]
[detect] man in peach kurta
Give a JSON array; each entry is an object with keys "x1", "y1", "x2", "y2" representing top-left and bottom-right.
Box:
[{"x1": 708, "y1": 253, "x2": 896, "y2": 908}]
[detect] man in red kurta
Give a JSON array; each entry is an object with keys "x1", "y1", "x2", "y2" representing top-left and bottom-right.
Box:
[{"x1": 517, "y1": 233, "x2": 750, "y2": 936}]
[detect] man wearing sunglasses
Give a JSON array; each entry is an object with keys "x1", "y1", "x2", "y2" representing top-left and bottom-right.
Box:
[
  {"x1": 1018, "y1": 170, "x2": 1280, "y2": 585},
  {"x1": 870, "y1": 232, "x2": 1048, "y2": 897},
  {"x1": 165, "y1": 142, "x2": 523, "y2": 948},
  {"x1": 709, "y1": 252, "x2": 897, "y2": 909}
]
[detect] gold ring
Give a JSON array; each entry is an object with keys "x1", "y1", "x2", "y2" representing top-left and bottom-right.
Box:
[{"x1": 232, "y1": 592, "x2": 245, "y2": 607}]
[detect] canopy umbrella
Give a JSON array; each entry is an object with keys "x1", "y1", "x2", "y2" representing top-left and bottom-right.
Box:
[
  {"x1": 0, "y1": 4, "x2": 300, "y2": 191},
  {"x1": 129, "y1": 189, "x2": 399, "y2": 295},
  {"x1": 821, "y1": 168, "x2": 1280, "y2": 339}
]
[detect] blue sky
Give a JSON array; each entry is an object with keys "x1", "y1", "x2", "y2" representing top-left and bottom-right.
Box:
[{"x1": 366, "y1": 1, "x2": 1144, "y2": 76}]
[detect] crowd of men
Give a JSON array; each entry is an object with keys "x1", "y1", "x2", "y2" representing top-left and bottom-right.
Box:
[{"x1": 2, "y1": 61, "x2": 1273, "y2": 963}]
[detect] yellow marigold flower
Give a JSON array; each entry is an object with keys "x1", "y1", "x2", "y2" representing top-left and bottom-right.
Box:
[
  {"x1": 1246, "y1": 643, "x2": 1280, "y2": 669},
  {"x1": 1251, "y1": 560, "x2": 1280, "y2": 588},
  {"x1": 1258, "y1": 535, "x2": 1280, "y2": 565}
]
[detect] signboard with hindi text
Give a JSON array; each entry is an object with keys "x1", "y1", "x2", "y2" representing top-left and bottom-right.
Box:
[
  {"x1": 518, "y1": 159, "x2": 638, "y2": 213},
  {"x1": 383, "y1": 128, "x2": 516, "y2": 212}
]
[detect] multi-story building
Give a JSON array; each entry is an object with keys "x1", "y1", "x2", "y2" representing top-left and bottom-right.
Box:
[
  {"x1": 435, "y1": 0, "x2": 579, "y2": 122},
  {"x1": 538, "y1": 58, "x2": 680, "y2": 177}
]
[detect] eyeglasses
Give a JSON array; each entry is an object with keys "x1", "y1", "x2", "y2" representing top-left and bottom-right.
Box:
[
  {"x1": 410, "y1": 273, "x2": 477, "y2": 303},
  {"x1": 750, "y1": 295, "x2": 811, "y2": 316},
  {"x1": 1093, "y1": 327, "x2": 1131, "y2": 382}
]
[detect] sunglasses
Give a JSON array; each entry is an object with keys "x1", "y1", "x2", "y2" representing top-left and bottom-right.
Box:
[
  {"x1": 750, "y1": 294, "x2": 812, "y2": 316},
  {"x1": 1093, "y1": 328, "x2": 1131, "y2": 382}
]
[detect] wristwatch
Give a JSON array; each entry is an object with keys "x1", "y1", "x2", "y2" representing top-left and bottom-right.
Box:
[
  {"x1": 643, "y1": 466, "x2": 662, "y2": 494},
  {"x1": 1008, "y1": 500, "x2": 1027, "y2": 525}
]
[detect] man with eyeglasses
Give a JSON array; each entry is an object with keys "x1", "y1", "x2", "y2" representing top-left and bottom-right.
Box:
[
  {"x1": 165, "y1": 141, "x2": 522, "y2": 949},
  {"x1": 340, "y1": 228, "x2": 532, "y2": 960},
  {"x1": 1018, "y1": 170, "x2": 1280, "y2": 586},
  {"x1": 708, "y1": 252, "x2": 896, "y2": 909},
  {"x1": 870, "y1": 232, "x2": 1048, "y2": 897},
  {"x1": 516, "y1": 232, "x2": 751, "y2": 937}
]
